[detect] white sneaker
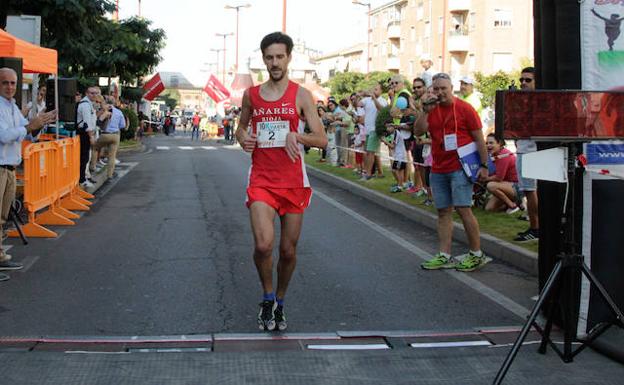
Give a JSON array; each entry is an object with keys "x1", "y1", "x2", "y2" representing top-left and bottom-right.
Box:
[
  {"x1": 114, "y1": 159, "x2": 120, "y2": 165},
  {"x1": 81, "y1": 181, "x2": 94, "y2": 188},
  {"x1": 98, "y1": 159, "x2": 108, "y2": 166}
]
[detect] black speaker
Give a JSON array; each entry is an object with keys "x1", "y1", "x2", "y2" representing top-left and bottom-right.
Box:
[
  {"x1": 46, "y1": 78, "x2": 78, "y2": 122},
  {"x1": 0, "y1": 57, "x2": 23, "y2": 109}
]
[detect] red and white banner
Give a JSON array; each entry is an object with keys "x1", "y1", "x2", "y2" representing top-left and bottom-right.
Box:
[
  {"x1": 143, "y1": 73, "x2": 165, "y2": 101},
  {"x1": 203, "y1": 74, "x2": 230, "y2": 103}
]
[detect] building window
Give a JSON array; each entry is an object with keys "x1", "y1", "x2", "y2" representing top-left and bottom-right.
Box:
[
  {"x1": 438, "y1": 16, "x2": 444, "y2": 35},
  {"x1": 417, "y1": 2, "x2": 424, "y2": 21},
  {"x1": 492, "y1": 52, "x2": 513, "y2": 72},
  {"x1": 469, "y1": 54, "x2": 476, "y2": 72},
  {"x1": 411, "y1": 27, "x2": 416, "y2": 41},
  {"x1": 424, "y1": 21, "x2": 431, "y2": 38},
  {"x1": 372, "y1": 15, "x2": 377, "y2": 29},
  {"x1": 494, "y1": 9, "x2": 512, "y2": 28},
  {"x1": 470, "y1": 12, "x2": 476, "y2": 31},
  {"x1": 382, "y1": 42, "x2": 387, "y2": 56}
]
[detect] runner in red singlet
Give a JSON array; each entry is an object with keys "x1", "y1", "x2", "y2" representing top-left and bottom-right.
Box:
[{"x1": 235, "y1": 32, "x2": 327, "y2": 331}]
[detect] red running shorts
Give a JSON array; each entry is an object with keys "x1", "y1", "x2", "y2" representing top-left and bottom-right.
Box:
[{"x1": 246, "y1": 187, "x2": 312, "y2": 216}]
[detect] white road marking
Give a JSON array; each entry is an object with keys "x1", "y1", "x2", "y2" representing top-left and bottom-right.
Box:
[
  {"x1": 307, "y1": 344, "x2": 390, "y2": 350},
  {"x1": 156, "y1": 146, "x2": 170, "y2": 150},
  {"x1": 410, "y1": 341, "x2": 492, "y2": 348},
  {"x1": 314, "y1": 190, "x2": 531, "y2": 320},
  {"x1": 201, "y1": 146, "x2": 217, "y2": 150},
  {"x1": 178, "y1": 146, "x2": 194, "y2": 150}
]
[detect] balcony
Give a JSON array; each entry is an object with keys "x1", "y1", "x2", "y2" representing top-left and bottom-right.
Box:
[
  {"x1": 448, "y1": 0, "x2": 470, "y2": 12},
  {"x1": 387, "y1": 21, "x2": 401, "y2": 40},
  {"x1": 386, "y1": 55, "x2": 400, "y2": 70},
  {"x1": 447, "y1": 33, "x2": 469, "y2": 52}
]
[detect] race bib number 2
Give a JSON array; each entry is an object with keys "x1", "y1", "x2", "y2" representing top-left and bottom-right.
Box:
[{"x1": 256, "y1": 121, "x2": 290, "y2": 148}]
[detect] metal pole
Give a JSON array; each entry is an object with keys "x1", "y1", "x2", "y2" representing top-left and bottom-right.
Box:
[
  {"x1": 282, "y1": 0, "x2": 287, "y2": 33},
  {"x1": 222, "y1": 35, "x2": 227, "y2": 83},
  {"x1": 235, "y1": 8, "x2": 240, "y2": 72},
  {"x1": 367, "y1": 4, "x2": 371, "y2": 73},
  {"x1": 54, "y1": 76, "x2": 59, "y2": 139}
]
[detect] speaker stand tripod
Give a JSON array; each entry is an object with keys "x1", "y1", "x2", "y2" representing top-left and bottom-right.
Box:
[{"x1": 493, "y1": 144, "x2": 624, "y2": 384}]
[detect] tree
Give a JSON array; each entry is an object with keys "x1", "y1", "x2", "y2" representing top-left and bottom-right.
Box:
[
  {"x1": 4, "y1": 1, "x2": 165, "y2": 86},
  {"x1": 323, "y1": 71, "x2": 395, "y2": 101},
  {"x1": 474, "y1": 71, "x2": 514, "y2": 109},
  {"x1": 157, "y1": 90, "x2": 180, "y2": 111}
]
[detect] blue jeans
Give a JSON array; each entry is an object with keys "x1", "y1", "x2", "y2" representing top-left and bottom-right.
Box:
[{"x1": 430, "y1": 169, "x2": 473, "y2": 209}]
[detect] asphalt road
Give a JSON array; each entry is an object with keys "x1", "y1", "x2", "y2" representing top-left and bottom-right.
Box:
[{"x1": 0, "y1": 134, "x2": 538, "y2": 337}]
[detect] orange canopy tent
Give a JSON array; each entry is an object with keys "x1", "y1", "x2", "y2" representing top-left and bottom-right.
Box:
[{"x1": 0, "y1": 28, "x2": 57, "y2": 74}]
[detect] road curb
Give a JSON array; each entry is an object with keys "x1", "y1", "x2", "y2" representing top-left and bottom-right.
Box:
[{"x1": 307, "y1": 166, "x2": 538, "y2": 276}]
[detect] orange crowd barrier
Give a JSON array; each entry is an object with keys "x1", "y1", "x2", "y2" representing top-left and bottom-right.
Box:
[{"x1": 8, "y1": 136, "x2": 93, "y2": 238}]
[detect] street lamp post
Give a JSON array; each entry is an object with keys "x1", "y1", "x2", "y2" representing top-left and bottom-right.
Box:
[
  {"x1": 225, "y1": 4, "x2": 251, "y2": 73},
  {"x1": 210, "y1": 48, "x2": 224, "y2": 81},
  {"x1": 352, "y1": 1, "x2": 371, "y2": 74},
  {"x1": 282, "y1": 0, "x2": 287, "y2": 33},
  {"x1": 215, "y1": 32, "x2": 234, "y2": 83}
]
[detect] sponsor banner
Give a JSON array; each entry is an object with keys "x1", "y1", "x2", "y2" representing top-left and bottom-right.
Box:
[
  {"x1": 581, "y1": 1, "x2": 624, "y2": 90},
  {"x1": 585, "y1": 141, "x2": 624, "y2": 165},
  {"x1": 203, "y1": 74, "x2": 230, "y2": 103},
  {"x1": 143, "y1": 73, "x2": 165, "y2": 101}
]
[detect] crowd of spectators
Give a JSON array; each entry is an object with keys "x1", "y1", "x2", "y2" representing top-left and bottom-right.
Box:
[{"x1": 309, "y1": 63, "x2": 539, "y2": 245}]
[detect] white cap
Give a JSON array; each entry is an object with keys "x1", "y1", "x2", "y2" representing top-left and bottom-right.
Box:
[{"x1": 460, "y1": 76, "x2": 474, "y2": 85}]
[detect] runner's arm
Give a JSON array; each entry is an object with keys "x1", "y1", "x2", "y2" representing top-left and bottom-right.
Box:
[
  {"x1": 295, "y1": 87, "x2": 328, "y2": 149},
  {"x1": 235, "y1": 89, "x2": 256, "y2": 152}
]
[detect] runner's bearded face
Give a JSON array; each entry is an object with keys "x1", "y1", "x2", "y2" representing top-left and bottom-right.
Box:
[{"x1": 262, "y1": 43, "x2": 291, "y2": 82}]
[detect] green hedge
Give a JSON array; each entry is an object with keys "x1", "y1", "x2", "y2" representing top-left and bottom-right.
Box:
[{"x1": 121, "y1": 108, "x2": 138, "y2": 141}]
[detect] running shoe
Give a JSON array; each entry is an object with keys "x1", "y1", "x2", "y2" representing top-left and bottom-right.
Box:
[
  {"x1": 514, "y1": 229, "x2": 539, "y2": 242},
  {"x1": 421, "y1": 253, "x2": 457, "y2": 270},
  {"x1": 0, "y1": 261, "x2": 23, "y2": 271},
  {"x1": 423, "y1": 199, "x2": 433, "y2": 206},
  {"x1": 257, "y1": 300, "x2": 277, "y2": 331},
  {"x1": 506, "y1": 206, "x2": 520, "y2": 215},
  {"x1": 405, "y1": 186, "x2": 419, "y2": 194},
  {"x1": 455, "y1": 252, "x2": 492, "y2": 272},
  {"x1": 390, "y1": 185, "x2": 403, "y2": 193},
  {"x1": 274, "y1": 305, "x2": 287, "y2": 331}
]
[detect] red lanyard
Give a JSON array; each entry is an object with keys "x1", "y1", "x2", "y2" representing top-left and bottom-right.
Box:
[{"x1": 436, "y1": 99, "x2": 458, "y2": 136}]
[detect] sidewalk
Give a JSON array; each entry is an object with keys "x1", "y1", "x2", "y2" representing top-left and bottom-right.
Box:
[{"x1": 306, "y1": 165, "x2": 538, "y2": 275}]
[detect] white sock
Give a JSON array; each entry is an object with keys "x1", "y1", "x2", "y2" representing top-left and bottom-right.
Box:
[
  {"x1": 470, "y1": 250, "x2": 483, "y2": 257},
  {"x1": 439, "y1": 252, "x2": 451, "y2": 258}
]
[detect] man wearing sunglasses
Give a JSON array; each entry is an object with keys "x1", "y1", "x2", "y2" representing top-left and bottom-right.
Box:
[
  {"x1": 514, "y1": 67, "x2": 539, "y2": 242},
  {"x1": 0, "y1": 68, "x2": 56, "y2": 282}
]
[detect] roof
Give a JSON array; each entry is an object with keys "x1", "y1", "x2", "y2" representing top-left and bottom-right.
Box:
[
  {"x1": 0, "y1": 29, "x2": 57, "y2": 74},
  {"x1": 158, "y1": 72, "x2": 199, "y2": 89},
  {"x1": 315, "y1": 43, "x2": 366, "y2": 61}
]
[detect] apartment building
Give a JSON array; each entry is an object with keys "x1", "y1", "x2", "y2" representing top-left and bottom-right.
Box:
[
  {"x1": 314, "y1": 44, "x2": 366, "y2": 83},
  {"x1": 369, "y1": 0, "x2": 534, "y2": 81}
]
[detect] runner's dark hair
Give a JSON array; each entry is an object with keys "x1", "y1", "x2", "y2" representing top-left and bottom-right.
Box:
[{"x1": 261, "y1": 32, "x2": 294, "y2": 55}]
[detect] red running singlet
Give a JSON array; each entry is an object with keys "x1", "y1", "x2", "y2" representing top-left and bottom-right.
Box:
[{"x1": 248, "y1": 81, "x2": 309, "y2": 188}]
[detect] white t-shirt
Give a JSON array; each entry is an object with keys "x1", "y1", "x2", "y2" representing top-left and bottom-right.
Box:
[
  {"x1": 355, "y1": 106, "x2": 366, "y2": 137},
  {"x1": 393, "y1": 131, "x2": 407, "y2": 162},
  {"x1": 362, "y1": 96, "x2": 388, "y2": 136}
]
